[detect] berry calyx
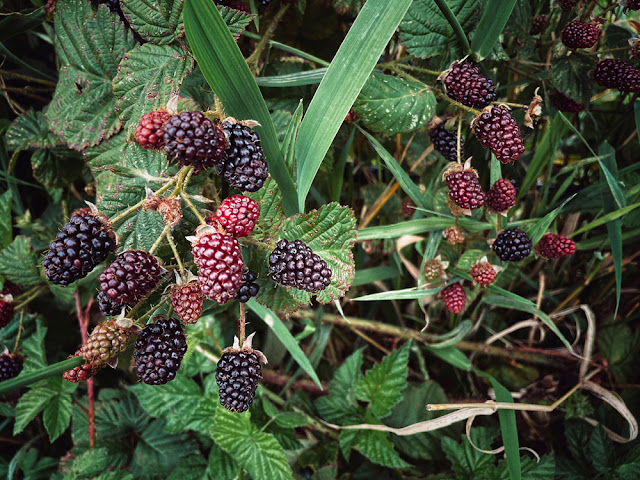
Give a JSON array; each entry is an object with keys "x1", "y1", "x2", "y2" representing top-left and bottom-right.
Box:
[
  {"x1": 486, "y1": 178, "x2": 517, "y2": 214},
  {"x1": 440, "y1": 283, "x2": 466, "y2": 314},
  {"x1": 134, "y1": 315, "x2": 187, "y2": 385},
  {"x1": 472, "y1": 106, "x2": 525, "y2": 164},
  {"x1": 444, "y1": 226, "x2": 464, "y2": 245},
  {"x1": 441, "y1": 62, "x2": 497, "y2": 109},
  {"x1": 43, "y1": 208, "x2": 117, "y2": 286},
  {"x1": 561, "y1": 20, "x2": 600, "y2": 49},
  {"x1": 492, "y1": 228, "x2": 532, "y2": 262},
  {"x1": 268, "y1": 239, "x2": 332, "y2": 294},
  {"x1": 215, "y1": 195, "x2": 260, "y2": 238},
  {"x1": 163, "y1": 111, "x2": 227, "y2": 173},
  {"x1": 218, "y1": 120, "x2": 268, "y2": 193},
  {"x1": 170, "y1": 280, "x2": 204, "y2": 325},
  {"x1": 535, "y1": 233, "x2": 576, "y2": 259},
  {"x1": 190, "y1": 225, "x2": 245, "y2": 304},
  {"x1": 443, "y1": 164, "x2": 485, "y2": 211},
  {"x1": 99, "y1": 250, "x2": 164, "y2": 305},
  {"x1": 135, "y1": 110, "x2": 171, "y2": 150},
  {"x1": 470, "y1": 261, "x2": 497, "y2": 286}
]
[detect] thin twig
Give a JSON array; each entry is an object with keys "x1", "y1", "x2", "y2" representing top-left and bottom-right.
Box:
[{"x1": 238, "y1": 303, "x2": 246, "y2": 344}]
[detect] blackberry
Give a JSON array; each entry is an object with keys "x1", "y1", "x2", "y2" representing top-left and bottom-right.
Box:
[
  {"x1": 190, "y1": 225, "x2": 245, "y2": 304},
  {"x1": 556, "y1": 0, "x2": 578, "y2": 10},
  {"x1": 492, "y1": 228, "x2": 532, "y2": 261},
  {"x1": 444, "y1": 166, "x2": 485, "y2": 211},
  {"x1": 0, "y1": 352, "x2": 22, "y2": 382},
  {"x1": 592, "y1": 59, "x2": 640, "y2": 92},
  {"x1": 530, "y1": 15, "x2": 549, "y2": 35},
  {"x1": 561, "y1": 20, "x2": 600, "y2": 49},
  {"x1": 216, "y1": 348, "x2": 263, "y2": 413},
  {"x1": 79, "y1": 319, "x2": 133, "y2": 367},
  {"x1": 442, "y1": 62, "x2": 496, "y2": 109},
  {"x1": 135, "y1": 110, "x2": 171, "y2": 150},
  {"x1": 236, "y1": 270, "x2": 259, "y2": 303},
  {"x1": 0, "y1": 282, "x2": 19, "y2": 330},
  {"x1": 430, "y1": 125, "x2": 464, "y2": 162},
  {"x1": 170, "y1": 280, "x2": 203, "y2": 325},
  {"x1": 134, "y1": 316, "x2": 187, "y2": 385},
  {"x1": 440, "y1": 283, "x2": 466, "y2": 314},
  {"x1": 97, "y1": 290, "x2": 125, "y2": 317},
  {"x1": 164, "y1": 111, "x2": 227, "y2": 173},
  {"x1": 550, "y1": 92, "x2": 584, "y2": 112},
  {"x1": 486, "y1": 178, "x2": 517, "y2": 213},
  {"x1": 43, "y1": 208, "x2": 117, "y2": 286},
  {"x1": 216, "y1": 194, "x2": 260, "y2": 238},
  {"x1": 218, "y1": 121, "x2": 268, "y2": 192},
  {"x1": 99, "y1": 250, "x2": 163, "y2": 305},
  {"x1": 472, "y1": 106, "x2": 525, "y2": 164},
  {"x1": 268, "y1": 239, "x2": 332, "y2": 294},
  {"x1": 470, "y1": 261, "x2": 497, "y2": 286},
  {"x1": 535, "y1": 233, "x2": 576, "y2": 258},
  {"x1": 627, "y1": 0, "x2": 640, "y2": 9},
  {"x1": 64, "y1": 350, "x2": 102, "y2": 383}
]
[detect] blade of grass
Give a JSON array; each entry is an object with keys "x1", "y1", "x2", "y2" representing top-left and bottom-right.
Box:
[
  {"x1": 635, "y1": 99, "x2": 640, "y2": 145},
  {"x1": 247, "y1": 299, "x2": 322, "y2": 389},
  {"x1": 295, "y1": 0, "x2": 413, "y2": 211},
  {"x1": 570, "y1": 204, "x2": 640, "y2": 237},
  {"x1": 354, "y1": 285, "x2": 446, "y2": 301},
  {"x1": 0, "y1": 357, "x2": 83, "y2": 396},
  {"x1": 329, "y1": 127, "x2": 356, "y2": 203},
  {"x1": 433, "y1": 0, "x2": 471, "y2": 55},
  {"x1": 470, "y1": 0, "x2": 518, "y2": 61},
  {"x1": 281, "y1": 100, "x2": 304, "y2": 174},
  {"x1": 526, "y1": 194, "x2": 576, "y2": 245},
  {"x1": 357, "y1": 217, "x2": 490, "y2": 241},
  {"x1": 183, "y1": 0, "x2": 298, "y2": 216},
  {"x1": 255, "y1": 68, "x2": 326, "y2": 87}
]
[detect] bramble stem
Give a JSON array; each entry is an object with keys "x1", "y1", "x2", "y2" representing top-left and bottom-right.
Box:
[
  {"x1": 0, "y1": 357, "x2": 84, "y2": 395},
  {"x1": 238, "y1": 303, "x2": 246, "y2": 344},
  {"x1": 13, "y1": 310, "x2": 24, "y2": 353},
  {"x1": 149, "y1": 224, "x2": 171, "y2": 255},
  {"x1": 110, "y1": 176, "x2": 178, "y2": 225},
  {"x1": 180, "y1": 193, "x2": 206, "y2": 224},
  {"x1": 14, "y1": 286, "x2": 47, "y2": 310},
  {"x1": 166, "y1": 231, "x2": 186, "y2": 275}
]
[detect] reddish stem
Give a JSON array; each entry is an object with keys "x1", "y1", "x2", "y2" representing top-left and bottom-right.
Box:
[{"x1": 74, "y1": 290, "x2": 96, "y2": 450}]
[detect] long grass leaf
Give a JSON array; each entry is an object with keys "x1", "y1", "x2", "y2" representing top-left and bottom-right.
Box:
[
  {"x1": 470, "y1": 0, "x2": 518, "y2": 60},
  {"x1": 295, "y1": 0, "x2": 412, "y2": 211},
  {"x1": 183, "y1": 0, "x2": 299, "y2": 215}
]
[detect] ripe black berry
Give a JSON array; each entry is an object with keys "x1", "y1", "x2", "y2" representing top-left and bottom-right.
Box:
[
  {"x1": 472, "y1": 106, "x2": 525, "y2": 164},
  {"x1": 442, "y1": 62, "x2": 496, "y2": 109},
  {"x1": 43, "y1": 209, "x2": 117, "y2": 286},
  {"x1": 268, "y1": 239, "x2": 332, "y2": 293},
  {"x1": 164, "y1": 111, "x2": 227, "y2": 173},
  {"x1": 134, "y1": 316, "x2": 187, "y2": 385},
  {"x1": 97, "y1": 291, "x2": 126, "y2": 317},
  {"x1": 218, "y1": 121, "x2": 268, "y2": 192},
  {"x1": 0, "y1": 353, "x2": 22, "y2": 382},
  {"x1": 430, "y1": 125, "x2": 464, "y2": 162},
  {"x1": 530, "y1": 15, "x2": 549, "y2": 35},
  {"x1": 236, "y1": 270, "x2": 259, "y2": 303},
  {"x1": 492, "y1": 228, "x2": 532, "y2": 261},
  {"x1": 592, "y1": 59, "x2": 640, "y2": 92},
  {"x1": 99, "y1": 250, "x2": 163, "y2": 305},
  {"x1": 216, "y1": 349, "x2": 262, "y2": 412}
]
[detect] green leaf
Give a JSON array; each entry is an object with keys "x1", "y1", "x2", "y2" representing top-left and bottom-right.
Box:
[
  {"x1": 400, "y1": 0, "x2": 481, "y2": 60},
  {"x1": 5, "y1": 110, "x2": 62, "y2": 151},
  {"x1": 357, "y1": 217, "x2": 487, "y2": 240},
  {"x1": 426, "y1": 345, "x2": 472, "y2": 371},
  {"x1": 339, "y1": 429, "x2": 410, "y2": 468},
  {"x1": 483, "y1": 294, "x2": 576, "y2": 355},
  {"x1": 354, "y1": 285, "x2": 443, "y2": 301},
  {"x1": 212, "y1": 408, "x2": 294, "y2": 480},
  {"x1": 20, "y1": 319, "x2": 48, "y2": 372},
  {"x1": 354, "y1": 343, "x2": 409, "y2": 418},
  {"x1": 167, "y1": 456, "x2": 208, "y2": 480},
  {"x1": 42, "y1": 381, "x2": 74, "y2": 441},
  {"x1": 0, "y1": 191, "x2": 11, "y2": 249},
  {"x1": 0, "y1": 236, "x2": 41, "y2": 287},
  {"x1": 315, "y1": 349, "x2": 364, "y2": 425},
  {"x1": 353, "y1": 73, "x2": 435, "y2": 135},
  {"x1": 471, "y1": 0, "x2": 518, "y2": 60},
  {"x1": 31, "y1": 149, "x2": 84, "y2": 191},
  {"x1": 47, "y1": 0, "x2": 137, "y2": 149},
  {"x1": 183, "y1": 0, "x2": 298, "y2": 216},
  {"x1": 589, "y1": 426, "x2": 615, "y2": 473},
  {"x1": 62, "y1": 448, "x2": 115, "y2": 480},
  {"x1": 113, "y1": 43, "x2": 194, "y2": 131},
  {"x1": 550, "y1": 57, "x2": 593, "y2": 106},
  {"x1": 129, "y1": 374, "x2": 217, "y2": 433},
  {"x1": 247, "y1": 179, "x2": 285, "y2": 238},
  {"x1": 295, "y1": 0, "x2": 413, "y2": 211},
  {"x1": 456, "y1": 249, "x2": 485, "y2": 270},
  {"x1": 442, "y1": 428, "x2": 495, "y2": 479},
  {"x1": 247, "y1": 300, "x2": 322, "y2": 389},
  {"x1": 121, "y1": 0, "x2": 185, "y2": 44},
  {"x1": 206, "y1": 444, "x2": 239, "y2": 480},
  {"x1": 13, "y1": 386, "x2": 57, "y2": 435},
  {"x1": 526, "y1": 194, "x2": 576, "y2": 245}
]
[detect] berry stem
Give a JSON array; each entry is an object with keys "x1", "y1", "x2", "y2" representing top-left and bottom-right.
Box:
[
  {"x1": 456, "y1": 116, "x2": 462, "y2": 164},
  {"x1": 110, "y1": 177, "x2": 178, "y2": 225},
  {"x1": 74, "y1": 291, "x2": 96, "y2": 450},
  {"x1": 180, "y1": 192, "x2": 206, "y2": 224},
  {"x1": 238, "y1": 303, "x2": 246, "y2": 345},
  {"x1": 149, "y1": 224, "x2": 171, "y2": 255},
  {"x1": 166, "y1": 231, "x2": 186, "y2": 276},
  {"x1": 136, "y1": 296, "x2": 171, "y2": 325},
  {"x1": 13, "y1": 286, "x2": 47, "y2": 311},
  {"x1": 247, "y1": 4, "x2": 290, "y2": 73},
  {"x1": 431, "y1": 87, "x2": 483, "y2": 116},
  {"x1": 12, "y1": 310, "x2": 24, "y2": 353}
]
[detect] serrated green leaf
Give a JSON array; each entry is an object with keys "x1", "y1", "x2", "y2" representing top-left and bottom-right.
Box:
[
  {"x1": 400, "y1": 0, "x2": 481, "y2": 60},
  {"x1": 315, "y1": 348, "x2": 364, "y2": 425},
  {"x1": 550, "y1": 57, "x2": 593, "y2": 106},
  {"x1": 121, "y1": 0, "x2": 185, "y2": 44},
  {"x1": 206, "y1": 444, "x2": 238, "y2": 480},
  {"x1": 31, "y1": 149, "x2": 84, "y2": 190},
  {"x1": 166, "y1": 456, "x2": 208, "y2": 480},
  {"x1": 0, "y1": 191, "x2": 11, "y2": 249},
  {"x1": 13, "y1": 386, "x2": 57, "y2": 435},
  {"x1": 129, "y1": 374, "x2": 217, "y2": 433},
  {"x1": 43, "y1": 386, "x2": 73, "y2": 442},
  {"x1": 48, "y1": 0, "x2": 137, "y2": 149},
  {"x1": 212, "y1": 408, "x2": 294, "y2": 480},
  {"x1": 247, "y1": 177, "x2": 285, "y2": 237},
  {"x1": 353, "y1": 343, "x2": 409, "y2": 418},
  {"x1": 275, "y1": 412, "x2": 308, "y2": 429},
  {"x1": 295, "y1": 0, "x2": 412, "y2": 211},
  {"x1": 5, "y1": 110, "x2": 62, "y2": 151},
  {"x1": 62, "y1": 448, "x2": 113, "y2": 480},
  {"x1": 339, "y1": 429, "x2": 410, "y2": 468},
  {"x1": 442, "y1": 428, "x2": 495, "y2": 478},
  {"x1": 0, "y1": 236, "x2": 41, "y2": 287},
  {"x1": 455, "y1": 249, "x2": 485, "y2": 270},
  {"x1": 113, "y1": 43, "x2": 194, "y2": 131},
  {"x1": 353, "y1": 73, "x2": 435, "y2": 135}
]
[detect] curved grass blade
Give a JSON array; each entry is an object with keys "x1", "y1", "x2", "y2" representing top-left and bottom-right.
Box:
[
  {"x1": 525, "y1": 194, "x2": 576, "y2": 245},
  {"x1": 183, "y1": 0, "x2": 298, "y2": 216},
  {"x1": 470, "y1": 0, "x2": 518, "y2": 60},
  {"x1": 354, "y1": 286, "x2": 445, "y2": 302},
  {"x1": 256, "y1": 69, "x2": 327, "y2": 87},
  {"x1": 295, "y1": 0, "x2": 413, "y2": 211},
  {"x1": 247, "y1": 299, "x2": 322, "y2": 389}
]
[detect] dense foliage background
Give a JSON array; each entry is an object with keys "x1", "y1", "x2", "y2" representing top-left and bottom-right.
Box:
[{"x1": 1, "y1": 0, "x2": 640, "y2": 478}]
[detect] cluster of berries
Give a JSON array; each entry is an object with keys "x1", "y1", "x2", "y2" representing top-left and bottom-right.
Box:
[
  {"x1": 135, "y1": 110, "x2": 269, "y2": 192},
  {"x1": 443, "y1": 164, "x2": 517, "y2": 215},
  {"x1": 592, "y1": 59, "x2": 640, "y2": 93}
]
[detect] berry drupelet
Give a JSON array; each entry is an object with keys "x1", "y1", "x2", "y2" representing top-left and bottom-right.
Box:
[
  {"x1": 268, "y1": 239, "x2": 332, "y2": 294},
  {"x1": 470, "y1": 262, "x2": 497, "y2": 286},
  {"x1": 592, "y1": 59, "x2": 640, "y2": 92},
  {"x1": 218, "y1": 121, "x2": 268, "y2": 193},
  {"x1": 0, "y1": 352, "x2": 23, "y2": 383},
  {"x1": 43, "y1": 208, "x2": 117, "y2": 286},
  {"x1": 550, "y1": 92, "x2": 584, "y2": 113},
  {"x1": 535, "y1": 233, "x2": 576, "y2": 259},
  {"x1": 236, "y1": 270, "x2": 260, "y2": 303},
  {"x1": 472, "y1": 106, "x2": 525, "y2": 164}
]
